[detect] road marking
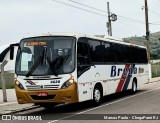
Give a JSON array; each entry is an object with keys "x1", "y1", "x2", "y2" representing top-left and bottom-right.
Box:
[
  {"x1": 47, "y1": 86, "x2": 160, "y2": 123},
  {"x1": 0, "y1": 101, "x2": 17, "y2": 106}
]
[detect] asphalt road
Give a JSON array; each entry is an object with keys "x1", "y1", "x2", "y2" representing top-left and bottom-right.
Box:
[{"x1": 2, "y1": 81, "x2": 160, "y2": 123}]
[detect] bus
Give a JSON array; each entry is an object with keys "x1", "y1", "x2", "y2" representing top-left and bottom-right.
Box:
[{"x1": 14, "y1": 33, "x2": 150, "y2": 108}]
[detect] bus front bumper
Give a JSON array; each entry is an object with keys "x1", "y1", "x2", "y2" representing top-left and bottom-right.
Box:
[{"x1": 15, "y1": 83, "x2": 78, "y2": 104}]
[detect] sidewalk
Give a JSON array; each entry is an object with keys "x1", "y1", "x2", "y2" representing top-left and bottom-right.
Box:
[
  {"x1": 149, "y1": 77, "x2": 160, "y2": 83},
  {"x1": 0, "y1": 77, "x2": 160, "y2": 114},
  {"x1": 0, "y1": 89, "x2": 38, "y2": 114},
  {"x1": 0, "y1": 89, "x2": 16, "y2": 103}
]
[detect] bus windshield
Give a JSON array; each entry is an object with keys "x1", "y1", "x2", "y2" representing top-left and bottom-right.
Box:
[{"x1": 15, "y1": 36, "x2": 75, "y2": 76}]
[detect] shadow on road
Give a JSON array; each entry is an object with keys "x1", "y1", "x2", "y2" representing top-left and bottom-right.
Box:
[{"x1": 25, "y1": 90, "x2": 146, "y2": 115}]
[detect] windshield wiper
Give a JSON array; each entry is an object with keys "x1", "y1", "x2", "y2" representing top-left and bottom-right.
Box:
[
  {"x1": 26, "y1": 46, "x2": 51, "y2": 77},
  {"x1": 26, "y1": 56, "x2": 43, "y2": 77},
  {"x1": 47, "y1": 53, "x2": 71, "y2": 76},
  {"x1": 41, "y1": 46, "x2": 60, "y2": 76},
  {"x1": 46, "y1": 55, "x2": 64, "y2": 76}
]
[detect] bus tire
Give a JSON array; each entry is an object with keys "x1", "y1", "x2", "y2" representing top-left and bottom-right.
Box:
[
  {"x1": 131, "y1": 80, "x2": 137, "y2": 93},
  {"x1": 93, "y1": 86, "x2": 102, "y2": 105}
]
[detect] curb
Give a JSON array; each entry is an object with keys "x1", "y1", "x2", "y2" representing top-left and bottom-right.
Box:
[
  {"x1": 148, "y1": 79, "x2": 160, "y2": 84},
  {"x1": 0, "y1": 102, "x2": 17, "y2": 106}
]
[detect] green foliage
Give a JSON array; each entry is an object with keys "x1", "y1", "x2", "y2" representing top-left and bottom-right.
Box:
[
  {"x1": 152, "y1": 72, "x2": 160, "y2": 78},
  {"x1": 151, "y1": 62, "x2": 160, "y2": 78},
  {"x1": 0, "y1": 85, "x2": 15, "y2": 89},
  {"x1": 0, "y1": 72, "x2": 15, "y2": 89}
]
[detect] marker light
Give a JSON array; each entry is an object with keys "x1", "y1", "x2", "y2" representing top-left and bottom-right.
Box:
[{"x1": 68, "y1": 76, "x2": 74, "y2": 83}]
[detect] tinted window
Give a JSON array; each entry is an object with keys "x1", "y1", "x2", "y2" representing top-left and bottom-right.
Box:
[
  {"x1": 123, "y1": 45, "x2": 131, "y2": 63},
  {"x1": 127, "y1": 46, "x2": 148, "y2": 64},
  {"x1": 77, "y1": 42, "x2": 90, "y2": 65},
  {"x1": 112, "y1": 43, "x2": 124, "y2": 63},
  {"x1": 77, "y1": 38, "x2": 91, "y2": 77},
  {"x1": 140, "y1": 48, "x2": 148, "y2": 63},
  {"x1": 103, "y1": 42, "x2": 113, "y2": 62},
  {"x1": 88, "y1": 40, "x2": 105, "y2": 63},
  {"x1": 78, "y1": 38, "x2": 148, "y2": 64}
]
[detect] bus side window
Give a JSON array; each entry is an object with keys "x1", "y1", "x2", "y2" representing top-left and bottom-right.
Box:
[
  {"x1": 77, "y1": 41, "x2": 90, "y2": 77},
  {"x1": 77, "y1": 42, "x2": 90, "y2": 65}
]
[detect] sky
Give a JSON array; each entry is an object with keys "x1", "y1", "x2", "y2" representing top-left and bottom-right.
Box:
[{"x1": 0, "y1": 0, "x2": 160, "y2": 45}]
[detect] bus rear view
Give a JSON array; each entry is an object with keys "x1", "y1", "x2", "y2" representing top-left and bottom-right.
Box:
[{"x1": 15, "y1": 36, "x2": 78, "y2": 108}]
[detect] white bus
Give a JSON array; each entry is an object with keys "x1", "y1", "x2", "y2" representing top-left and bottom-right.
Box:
[{"x1": 14, "y1": 33, "x2": 150, "y2": 108}]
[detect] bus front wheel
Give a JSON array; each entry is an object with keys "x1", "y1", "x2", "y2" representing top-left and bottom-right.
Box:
[{"x1": 93, "y1": 87, "x2": 102, "y2": 105}]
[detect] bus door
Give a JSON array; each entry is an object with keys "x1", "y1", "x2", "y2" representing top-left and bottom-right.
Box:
[{"x1": 77, "y1": 40, "x2": 94, "y2": 102}]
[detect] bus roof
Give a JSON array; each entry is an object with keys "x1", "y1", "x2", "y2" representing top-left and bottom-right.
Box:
[
  {"x1": 24, "y1": 32, "x2": 86, "y2": 39},
  {"x1": 23, "y1": 32, "x2": 146, "y2": 49}
]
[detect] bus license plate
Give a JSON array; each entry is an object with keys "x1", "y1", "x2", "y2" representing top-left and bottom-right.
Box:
[{"x1": 37, "y1": 92, "x2": 48, "y2": 96}]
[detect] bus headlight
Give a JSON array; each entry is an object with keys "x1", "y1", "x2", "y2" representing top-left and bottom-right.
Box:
[
  {"x1": 15, "y1": 80, "x2": 25, "y2": 90},
  {"x1": 61, "y1": 76, "x2": 74, "y2": 89}
]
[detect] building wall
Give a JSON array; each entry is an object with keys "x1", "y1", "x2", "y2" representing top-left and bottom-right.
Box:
[{"x1": 0, "y1": 72, "x2": 15, "y2": 88}]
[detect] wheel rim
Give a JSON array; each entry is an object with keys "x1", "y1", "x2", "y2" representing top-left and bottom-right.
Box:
[
  {"x1": 133, "y1": 82, "x2": 137, "y2": 92},
  {"x1": 94, "y1": 89, "x2": 101, "y2": 102}
]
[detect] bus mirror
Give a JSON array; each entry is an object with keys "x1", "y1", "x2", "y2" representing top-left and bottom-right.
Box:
[
  {"x1": 9, "y1": 43, "x2": 19, "y2": 60},
  {"x1": 10, "y1": 46, "x2": 14, "y2": 60}
]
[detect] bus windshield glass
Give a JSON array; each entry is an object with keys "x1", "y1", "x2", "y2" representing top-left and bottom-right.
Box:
[{"x1": 15, "y1": 36, "x2": 75, "y2": 76}]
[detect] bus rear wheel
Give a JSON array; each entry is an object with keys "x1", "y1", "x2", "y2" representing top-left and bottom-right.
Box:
[
  {"x1": 93, "y1": 87, "x2": 102, "y2": 105},
  {"x1": 131, "y1": 81, "x2": 137, "y2": 93}
]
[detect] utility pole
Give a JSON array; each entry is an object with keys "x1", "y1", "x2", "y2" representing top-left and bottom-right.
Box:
[
  {"x1": 107, "y1": 2, "x2": 112, "y2": 36},
  {"x1": 0, "y1": 60, "x2": 8, "y2": 102},
  {"x1": 144, "y1": 0, "x2": 151, "y2": 64}
]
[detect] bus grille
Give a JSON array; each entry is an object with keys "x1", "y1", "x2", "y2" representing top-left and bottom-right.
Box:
[
  {"x1": 30, "y1": 95, "x2": 56, "y2": 100},
  {"x1": 26, "y1": 85, "x2": 60, "y2": 90}
]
